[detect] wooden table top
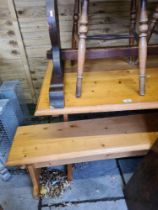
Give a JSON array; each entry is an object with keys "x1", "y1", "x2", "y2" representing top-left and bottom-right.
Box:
[{"x1": 35, "y1": 60, "x2": 158, "y2": 116}]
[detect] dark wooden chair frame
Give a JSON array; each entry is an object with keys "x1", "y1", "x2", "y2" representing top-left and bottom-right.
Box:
[{"x1": 46, "y1": 0, "x2": 158, "y2": 108}]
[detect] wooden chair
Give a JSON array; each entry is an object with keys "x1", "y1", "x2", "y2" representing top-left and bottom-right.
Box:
[{"x1": 74, "y1": 0, "x2": 148, "y2": 98}]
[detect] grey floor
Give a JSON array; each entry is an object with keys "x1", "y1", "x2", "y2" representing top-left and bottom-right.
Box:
[{"x1": 0, "y1": 157, "x2": 143, "y2": 210}]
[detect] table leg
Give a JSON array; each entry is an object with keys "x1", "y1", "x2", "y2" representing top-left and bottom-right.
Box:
[
  {"x1": 27, "y1": 165, "x2": 40, "y2": 198},
  {"x1": 63, "y1": 114, "x2": 74, "y2": 181},
  {"x1": 147, "y1": 5, "x2": 158, "y2": 43},
  {"x1": 129, "y1": 0, "x2": 137, "y2": 63},
  {"x1": 67, "y1": 164, "x2": 73, "y2": 181},
  {"x1": 71, "y1": 0, "x2": 80, "y2": 66},
  {"x1": 46, "y1": 0, "x2": 64, "y2": 108},
  {"x1": 63, "y1": 114, "x2": 69, "y2": 122},
  {"x1": 76, "y1": 0, "x2": 89, "y2": 97},
  {"x1": 139, "y1": 0, "x2": 148, "y2": 96}
]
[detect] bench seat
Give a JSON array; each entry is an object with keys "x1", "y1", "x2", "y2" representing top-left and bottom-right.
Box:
[{"x1": 6, "y1": 113, "x2": 158, "y2": 197}]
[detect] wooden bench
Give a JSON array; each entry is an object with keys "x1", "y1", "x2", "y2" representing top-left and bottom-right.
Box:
[{"x1": 6, "y1": 113, "x2": 158, "y2": 197}]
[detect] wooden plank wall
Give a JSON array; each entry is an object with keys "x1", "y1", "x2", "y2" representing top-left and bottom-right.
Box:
[
  {"x1": 0, "y1": 0, "x2": 157, "y2": 103},
  {"x1": 0, "y1": 0, "x2": 35, "y2": 102}
]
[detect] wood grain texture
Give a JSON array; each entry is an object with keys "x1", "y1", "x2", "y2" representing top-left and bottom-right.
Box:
[
  {"x1": 6, "y1": 113, "x2": 158, "y2": 167},
  {"x1": 1, "y1": 0, "x2": 158, "y2": 102},
  {"x1": 0, "y1": 0, "x2": 34, "y2": 102},
  {"x1": 7, "y1": 0, "x2": 36, "y2": 102},
  {"x1": 35, "y1": 60, "x2": 158, "y2": 116}
]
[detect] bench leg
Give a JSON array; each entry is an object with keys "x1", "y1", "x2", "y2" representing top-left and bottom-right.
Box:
[{"x1": 27, "y1": 165, "x2": 40, "y2": 198}]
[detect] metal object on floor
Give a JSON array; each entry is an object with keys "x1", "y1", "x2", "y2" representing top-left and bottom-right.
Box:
[
  {"x1": 0, "y1": 80, "x2": 26, "y2": 124},
  {"x1": 0, "y1": 99, "x2": 19, "y2": 160}
]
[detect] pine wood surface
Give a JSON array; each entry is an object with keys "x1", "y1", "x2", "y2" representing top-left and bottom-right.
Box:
[
  {"x1": 1, "y1": 0, "x2": 158, "y2": 103},
  {"x1": 0, "y1": 0, "x2": 33, "y2": 102},
  {"x1": 35, "y1": 60, "x2": 158, "y2": 116},
  {"x1": 7, "y1": 113, "x2": 158, "y2": 167}
]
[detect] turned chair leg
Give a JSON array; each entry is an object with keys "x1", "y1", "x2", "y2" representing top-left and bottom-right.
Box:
[
  {"x1": 138, "y1": 0, "x2": 148, "y2": 96},
  {"x1": 72, "y1": 0, "x2": 80, "y2": 50},
  {"x1": 129, "y1": 0, "x2": 137, "y2": 64},
  {"x1": 71, "y1": 0, "x2": 80, "y2": 66},
  {"x1": 147, "y1": 5, "x2": 158, "y2": 43},
  {"x1": 76, "y1": 0, "x2": 89, "y2": 97}
]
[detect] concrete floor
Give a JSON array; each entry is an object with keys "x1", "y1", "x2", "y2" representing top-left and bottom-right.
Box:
[{"x1": 0, "y1": 157, "x2": 143, "y2": 210}]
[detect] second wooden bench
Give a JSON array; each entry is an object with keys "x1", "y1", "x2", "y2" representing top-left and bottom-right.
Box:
[{"x1": 6, "y1": 113, "x2": 158, "y2": 197}]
